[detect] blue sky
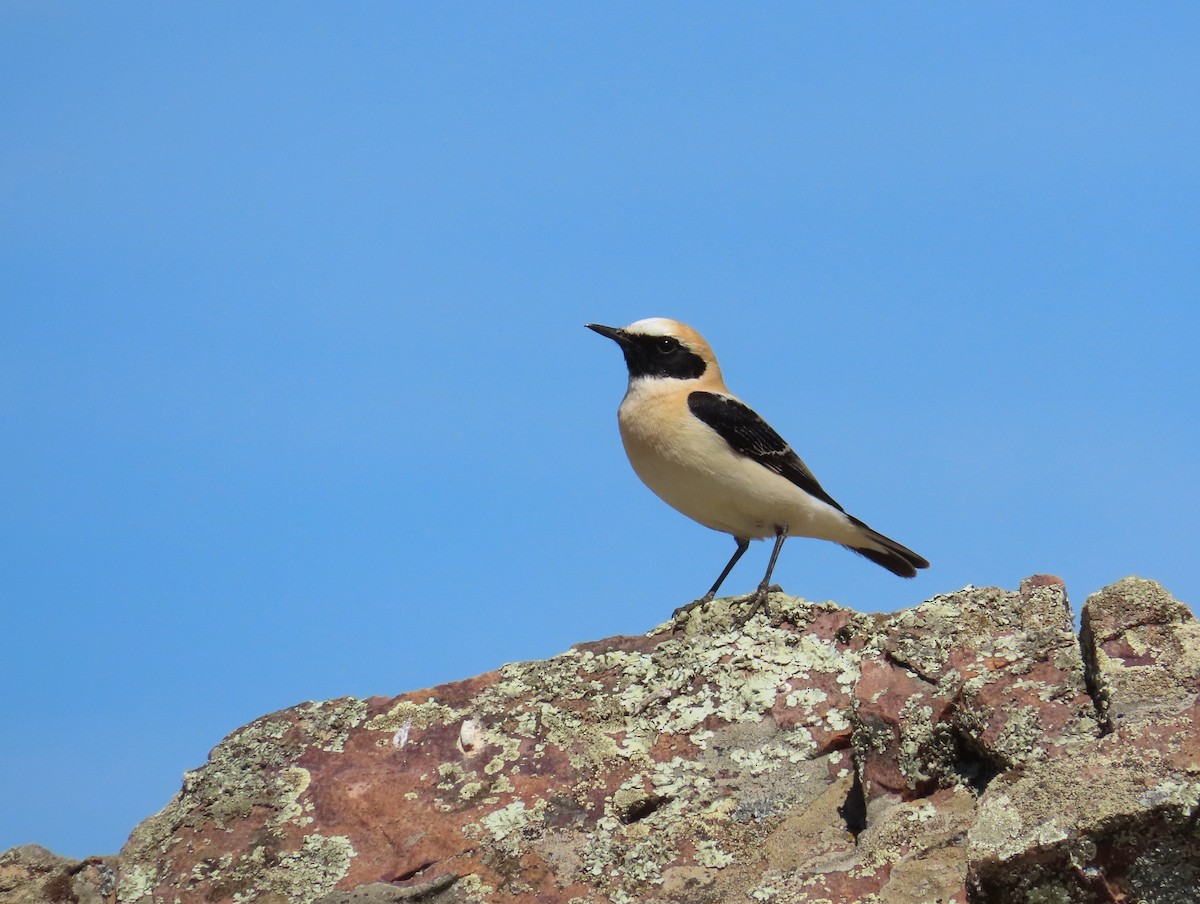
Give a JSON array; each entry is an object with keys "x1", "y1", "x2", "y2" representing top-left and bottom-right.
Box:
[{"x1": 2, "y1": 5, "x2": 1197, "y2": 858}]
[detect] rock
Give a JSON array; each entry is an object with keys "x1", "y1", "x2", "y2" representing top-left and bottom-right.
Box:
[
  {"x1": 0, "y1": 845, "x2": 116, "y2": 904},
  {"x1": 853, "y1": 576, "x2": 1098, "y2": 804},
  {"x1": 966, "y1": 577, "x2": 1200, "y2": 902},
  {"x1": 1081, "y1": 576, "x2": 1200, "y2": 729},
  {"x1": 3, "y1": 576, "x2": 1198, "y2": 904}
]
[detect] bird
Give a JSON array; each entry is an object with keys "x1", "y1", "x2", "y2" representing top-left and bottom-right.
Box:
[{"x1": 586, "y1": 317, "x2": 929, "y2": 624}]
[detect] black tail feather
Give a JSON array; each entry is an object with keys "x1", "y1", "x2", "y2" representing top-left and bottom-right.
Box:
[{"x1": 844, "y1": 516, "x2": 930, "y2": 578}]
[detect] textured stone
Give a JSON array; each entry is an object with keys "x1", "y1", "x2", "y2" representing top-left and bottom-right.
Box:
[
  {"x1": 0, "y1": 845, "x2": 116, "y2": 904},
  {"x1": 1081, "y1": 576, "x2": 1200, "y2": 729},
  {"x1": 966, "y1": 700, "x2": 1200, "y2": 902},
  {"x1": 3, "y1": 576, "x2": 1198, "y2": 904},
  {"x1": 853, "y1": 576, "x2": 1099, "y2": 806},
  {"x1": 964, "y1": 576, "x2": 1200, "y2": 903}
]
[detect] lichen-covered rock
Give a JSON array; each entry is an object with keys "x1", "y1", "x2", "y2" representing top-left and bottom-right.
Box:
[
  {"x1": 3, "y1": 576, "x2": 1198, "y2": 904},
  {"x1": 965, "y1": 577, "x2": 1200, "y2": 903},
  {"x1": 0, "y1": 845, "x2": 116, "y2": 904},
  {"x1": 967, "y1": 702, "x2": 1200, "y2": 903},
  {"x1": 853, "y1": 576, "x2": 1099, "y2": 804},
  {"x1": 1081, "y1": 576, "x2": 1200, "y2": 730}
]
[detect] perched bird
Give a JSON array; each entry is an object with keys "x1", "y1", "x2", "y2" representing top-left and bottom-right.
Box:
[{"x1": 587, "y1": 318, "x2": 928, "y2": 623}]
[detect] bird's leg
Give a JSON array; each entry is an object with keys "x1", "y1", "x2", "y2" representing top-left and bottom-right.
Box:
[
  {"x1": 672, "y1": 537, "x2": 750, "y2": 619},
  {"x1": 736, "y1": 526, "x2": 789, "y2": 626}
]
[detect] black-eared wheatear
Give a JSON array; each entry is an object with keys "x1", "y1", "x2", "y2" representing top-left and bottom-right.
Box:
[{"x1": 587, "y1": 318, "x2": 928, "y2": 623}]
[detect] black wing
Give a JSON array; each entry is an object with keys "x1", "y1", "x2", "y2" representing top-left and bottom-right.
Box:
[{"x1": 687, "y1": 390, "x2": 844, "y2": 512}]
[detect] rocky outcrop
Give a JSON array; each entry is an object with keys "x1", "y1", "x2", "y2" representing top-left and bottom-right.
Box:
[
  {"x1": 3, "y1": 576, "x2": 1198, "y2": 904},
  {"x1": 0, "y1": 846, "x2": 116, "y2": 904}
]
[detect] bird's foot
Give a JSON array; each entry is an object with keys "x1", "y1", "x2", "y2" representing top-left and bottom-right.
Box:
[
  {"x1": 672, "y1": 592, "x2": 715, "y2": 622},
  {"x1": 733, "y1": 584, "x2": 773, "y2": 628}
]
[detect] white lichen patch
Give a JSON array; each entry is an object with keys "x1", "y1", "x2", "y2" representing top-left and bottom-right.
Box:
[
  {"x1": 900, "y1": 594, "x2": 968, "y2": 625},
  {"x1": 695, "y1": 838, "x2": 735, "y2": 868},
  {"x1": 210, "y1": 833, "x2": 356, "y2": 904},
  {"x1": 729, "y1": 728, "x2": 818, "y2": 776},
  {"x1": 453, "y1": 872, "x2": 495, "y2": 903},
  {"x1": 481, "y1": 800, "x2": 530, "y2": 843},
  {"x1": 824, "y1": 707, "x2": 851, "y2": 732},
  {"x1": 1139, "y1": 779, "x2": 1200, "y2": 811},
  {"x1": 270, "y1": 766, "x2": 312, "y2": 827},
  {"x1": 750, "y1": 882, "x2": 781, "y2": 901},
  {"x1": 116, "y1": 862, "x2": 158, "y2": 902},
  {"x1": 897, "y1": 698, "x2": 937, "y2": 788},
  {"x1": 784, "y1": 685, "x2": 829, "y2": 709},
  {"x1": 513, "y1": 709, "x2": 539, "y2": 737},
  {"x1": 990, "y1": 634, "x2": 1025, "y2": 663},
  {"x1": 994, "y1": 705, "x2": 1046, "y2": 764},
  {"x1": 293, "y1": 698, "x2": 368, "y2": 753},
  {"x1": 904, "y1": 801, "x2": 938, "y2": 823},
  {"x1": 579, "y1": 822, "x2": 676, "y2": 886},
  {"x1": 460, "y1": 781, "x2": 484, "y2": 800},
  {"x1": 689, "y1": 728, "x2": 715, "y2": 749},
  {"x1": 436, "y1": 761, "x2": 472, "y2": 790},
  {"x1": 971, "y1": 792, "x2": 1068, "y2": 861},
  {"x1": 1012, "y1": 676, "x2": 1068, "y2": 703},
  {"x1": 152, "y1": 711, "x2": 350, "y2": 834},
  {"x1": 364, "y1": 698, "x2": 461, "y2": 733},
  {"x1": 649, "y1": 756, "x2": 713, "y2": 798},
  {"x1": 483, "y1": 730, "x2": 523, "y2": 775}
]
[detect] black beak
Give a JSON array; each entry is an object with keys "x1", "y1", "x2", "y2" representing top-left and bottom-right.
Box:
[{"x1": 585, "y1": 323, "x2": 628, "y2": 344}]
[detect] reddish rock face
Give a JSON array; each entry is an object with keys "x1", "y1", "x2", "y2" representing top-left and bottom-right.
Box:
[
  {"x1": 852, "y1": 577, "x2": 1099, "y2": 803},
  {"x1": 967, "y1": 577, "x2": 1200, "y2": 903},
  {"x1": 4, "y1": 577, "x2": 1198, "y2": 904}
]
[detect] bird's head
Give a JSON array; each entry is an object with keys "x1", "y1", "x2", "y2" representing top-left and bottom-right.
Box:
[{"x1": 586, "y1": 318, "x2": 723, "y2": 385}]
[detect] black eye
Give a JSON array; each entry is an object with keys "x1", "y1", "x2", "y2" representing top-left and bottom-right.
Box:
[{"x1": 655, "y1": 337, "x2": 679, "y2": 354}]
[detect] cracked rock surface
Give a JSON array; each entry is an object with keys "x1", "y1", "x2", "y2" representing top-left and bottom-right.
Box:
[{"x1": 3, "y1": 576, "x2": 1198, "y2": 904}]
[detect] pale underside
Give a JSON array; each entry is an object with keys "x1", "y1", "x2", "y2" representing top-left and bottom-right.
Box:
[{"x1": 617, "y1": 376, "x2": 863, "y2": 545}]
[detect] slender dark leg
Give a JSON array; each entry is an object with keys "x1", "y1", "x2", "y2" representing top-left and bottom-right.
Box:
[
  {"x1": 736, "y1": 525, "x2": 789, "y2": 626},
  {"x1": 672, "y1": 536, "x2": 750, "y2": 619}
]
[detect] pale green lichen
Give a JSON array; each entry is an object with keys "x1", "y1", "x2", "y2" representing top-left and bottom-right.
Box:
[
  {"x1": 175, "y1": 833, "x2": 354, "y2": 904},
  {"x1": 230, "y1": 834, "x2": 355, "y2": 904},
  {"x1": 695, "y1": 839, "x2": 735, "y2": 868},
  {"x1": 292, "y1": 698, "x2": 368, "y2": 753},
  {"x1": 115, "y1": 704, "x2": 365, "y2": 902},
  {"x1": 729, "y1": 728, "x2": 817, "y2": 776},
  {"x1": 116, "y1": 862, "x2": 158, "y2": 902},
  {"x1": 825, "y1": 707, "x2": 851, "y2": 732},
  {"x1": 580, "y1": 823, "x2": 675, "y2": 885},
  {"x1": 784, "y1": 686, "x2": 829, "y2": 709},
  {"x1": 480, "y1": 800, "x2": 531, "y2": 851},
  {"x1": 436, "y1": 761, "x2": 470, "y2": 789},
  {"x1": 364, "y1": 698, "x2": 460, "y2": 732},
  {"x1": 271, "y1": 766, "x2": 313, "y2": 827},
  {"x1": 749, "y1": 881, "x2": 781, "y2": 901},
  {"x1": 904, "y1": 801, "x2": 938, "y2": 823},
  {"x1": 1139, "y1": 779, "x2": 1200, "y2": 811},
  {"x1": 897, "y1": 698, "x2": 936, "y2": 788},
  {"x1": 649, "y1": 756, "x2": 712, "y2": 798},
  {"x1": 454, "y1": 872, "x2": 496, "y2": 903},
  {"x1": 688, "y1": 728, "x2": 715, "y2": 748},
  {"x1": 994, "y1": 704, "x2": 1047, "y2": 764},
  {"x1": 121, "y1": 583, "x2": 1198, "y2": 902}
]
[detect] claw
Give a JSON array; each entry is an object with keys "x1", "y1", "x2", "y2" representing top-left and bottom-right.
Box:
[
  {"x1": 672, "y1": 592, "x2": 714, "y2": 621},
  {"x1": 732, "y1": 586, "x2": 772, "y2": 628}
]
